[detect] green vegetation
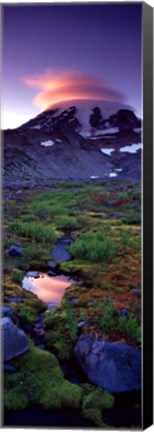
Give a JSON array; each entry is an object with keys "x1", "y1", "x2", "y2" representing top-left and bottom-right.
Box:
[
  {"x1": 3, "y1": 180, "x2": 141, "y2": 424},
  {"x1": 56, "y1": 216, "x2": 80, "y2": 230},
  {"x1": 4, "y1": 343, "x2": 82, "y2": 411},
  {"x1": 11, "y1": 268, "x2": 24, "y2": 283},
  {"x1": 82, "y1": 388, "x2": 114, "y2": 427},
  {"x1": 117, "y1": 316, "x2": 141, "y2": 344},
  {"x1": 44, "y1": 297, "x2": 78, "y2": 360},
  {"x1": 123, "y1": 214, "x2": 141, "y2": 225},
  {"x1": 10, "y1": 221, "x2": 57, "y2": 243},
  {"x1": 69, "y1": 231, "x2": 116, "y2": 262}
]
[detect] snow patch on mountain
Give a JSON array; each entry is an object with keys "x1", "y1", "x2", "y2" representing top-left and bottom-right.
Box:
[
  {"x1": 41, "y1": 140, "x2": 54, "y2": 147},
  {"x1": 30, "y1": 125, "x2": 41, "y2": 130},
  {"x1": 109, "y1": 172, "x2": 117, "y2": 178},
  {"x1": 120, "y1": 143, "x2": 142, "y2": 153},
  {"x1": 47, "y1": 99, "x2": 132, "y2": 136},
  {"x1": 94, "y1": 127, "x2": 119, "y2": 136},
  {"x1": 101, "y1": 148, "x2": 114, "y2": 156}
]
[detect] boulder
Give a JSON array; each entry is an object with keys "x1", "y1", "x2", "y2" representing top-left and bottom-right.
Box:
[
  {"x1": 1, "y1": 317, "x2": 29, "y2": 361},
  {"x1": 77, "y1": 321, "x2": 86, "y2": 329},
  {"x1": 74, "y1": 334, "x2": 141, "y2": 393},
  {"x1": 131, "y1": 288, "x2": 141, "y2": 298},
  {"x1": 8, "y1": 297, "x2": 23, "y2": 304},
  {"x1": 26, "y1": 271, "x2": 40, "y2": 278},
  {"x1": 112, "y1": 213, "x2": 122, "y2": 219},
  {"x1": 51, "y1": 244, "x2": 72, "y2": 262},
  {"x1": 71, "y1": 298, "x2": 78, "y2": 304},
  {"x1": 47, "y1": 261, "x2": 58, "y2": 269},
  {"x1": 4, "y1": 363, "x2": 17, "y2": 373},
  {"x1": 8, "y1": 244, "x2": 23, "y2": 257},
  {"x1": 1, "y1": 306, "x2": 10, "y2": 316},
  {"x1": 119, "y1": 309, "x2": 129, "y2": 320}
]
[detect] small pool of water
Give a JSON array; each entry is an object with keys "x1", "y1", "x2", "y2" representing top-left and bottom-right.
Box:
[{"x1": 22, "y1": 273, "x2": 73, "y2": 309}]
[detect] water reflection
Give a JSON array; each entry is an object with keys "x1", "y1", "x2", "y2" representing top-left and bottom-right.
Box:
[{"x1": 22, "y1": 273, "x2": 73, "y2": 306}]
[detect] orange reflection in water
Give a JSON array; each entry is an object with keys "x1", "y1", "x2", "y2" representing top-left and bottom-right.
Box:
[{"x1": 22, "y1": 274, "x2": 73, "y2": 304}]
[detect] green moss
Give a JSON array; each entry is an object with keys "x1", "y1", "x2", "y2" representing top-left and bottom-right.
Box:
[
  {"x1": 4, "y1": 387, "x2": 29, "y2": 411},
  {"x1": 45, "y1": 328, "x2": 72, "y2": 361},
  {"x1": 59, "y1": 381, "x2": 82, "y2": 409},
  {"x1": 82, "y1": 388, "x2": 114, "y2": 427},
  {"x1": 11, "y1": 268, "x2": 24, "y2": 283},
  {"x1": 44, "y1": 296, "x2": 78, "y2": 361},
  {"x1": 4, "y1": 343, "x2": 82, "y2": 411}
]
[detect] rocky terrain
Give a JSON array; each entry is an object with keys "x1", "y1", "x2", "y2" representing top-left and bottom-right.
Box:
[{"x1": 3, "y1": 101, "x2": 142, "y2": 183}]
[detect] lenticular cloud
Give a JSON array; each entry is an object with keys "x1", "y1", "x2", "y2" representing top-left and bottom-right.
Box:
[{"x1": 23, "y1": 70, "x2": 124, "y2": 110}]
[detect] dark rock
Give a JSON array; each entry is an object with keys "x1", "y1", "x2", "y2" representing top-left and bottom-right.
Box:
[
  {"x1": 77, "y1": 321, "x2": 86, "y2": 329},
  {"x1": 113, "y1": 213, "x2": 122, "y2": 219},
  {"x1": 58, "y1": 237, "x2": 75, "y2": 246},
  {"x1": 107, "y1": 200, "x2": 118, "y2": 207},
  {"x1": 119, "y1": 309, "x2": 130, "y2": 320},
  {"x1": 109, "y1": 109, "x2": 141, "y2": 131},
  {"x1": 8, "y1": 244, "x2": 23, "y2": 257},
  {"x1": 8, "y1": 297, "x2": 23, "y2": 304},
  {"x1": 131, "y1": 289, "x2": 141, "y2": 298},
  {"x1": 74, "y1": 334, "x2": 141, "y2": 393},
  {"x1": 71, "y1": 298, "x2": 78, "y2": 304},
  {"x1": 7, "y1": 217, "x2": 14, "y2": 223},
  {"x1": 1, "y1": 317, "x2": 29, "y2": 361},
  {"x1": 1, "y1": 306, "x2": 10, "y2": 316},
  {"x1": 47, "y1": 261, "x2": 58, "y2": 269},
  {"x1": 51, "y1": 244, "x2": 72, "y2": 262},
  {"x1": 4, "y1": 363, "x2": 17, "y2": 373},
  {"x1": 47, "y1": 270, "x2": 56, "y2": 277},
  {"x1": 26, "y1": 271, "x2": 40, "y2": 278}
]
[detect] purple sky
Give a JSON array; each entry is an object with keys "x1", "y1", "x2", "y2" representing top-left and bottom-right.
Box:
[{"x1": 2, "y1": 3, "x2": 142, "y2": 129}]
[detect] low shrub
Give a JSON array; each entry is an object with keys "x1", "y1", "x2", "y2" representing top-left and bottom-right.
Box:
[
  {"x1": 11, "y1": 222, "x2": 57, "y2": 243},
  {"x1": 56, "y1": 216, "x2": 79, "y2": 230},
  {"x1": 69, "y1": 232, "x2": 116, "y2": 262},
  {"x1": 117, "y1": 316, "x2": 141, "y2": 344},
  {"x1": 123, "y1": 214, "x2": 141, "y2": 225},
  {"x1": 21, "y1": 214, "x2": 38, "y2": 222}
]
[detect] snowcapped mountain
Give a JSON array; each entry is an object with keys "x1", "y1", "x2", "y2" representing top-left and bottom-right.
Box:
[
  {"x1": 4, "y1": 99, "x2": 142, "y2": 183},
  {"x1": 20, "y1": 99, "x2": 141, "y2": 137}
]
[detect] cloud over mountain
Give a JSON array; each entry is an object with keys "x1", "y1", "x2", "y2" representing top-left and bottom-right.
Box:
[{"x1": 23, "y1": 70, "x2": 124, "y2": 110}]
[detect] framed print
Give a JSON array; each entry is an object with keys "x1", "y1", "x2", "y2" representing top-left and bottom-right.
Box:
[{"x1": 0, "y1": 2, "x2": 153, "y2": 429}]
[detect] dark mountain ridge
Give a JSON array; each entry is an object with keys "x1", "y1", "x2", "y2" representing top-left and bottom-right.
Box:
[{"x1": 3, "y1": 100, "x2": 142, "y2": 183}]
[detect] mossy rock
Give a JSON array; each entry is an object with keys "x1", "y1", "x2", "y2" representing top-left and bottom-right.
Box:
[
  {"x1": 4, "y1": 342, "x2": 82, "y2": 411},
  {"x1": 82, "y1": 388, "x2": 115, "y2": 427}
]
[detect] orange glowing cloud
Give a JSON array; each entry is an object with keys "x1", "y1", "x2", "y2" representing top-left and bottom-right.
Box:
[{"x1": 23, "y1": 70, "x2": 124, "y2": 110}]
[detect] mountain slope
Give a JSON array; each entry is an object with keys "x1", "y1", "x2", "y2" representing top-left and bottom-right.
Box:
[
  {"x1": 20, "y1": 99, "x2": 141, "y2": 136},
  {"x1": 4, "y1": 100, "x2": 142, "y2": 183}
]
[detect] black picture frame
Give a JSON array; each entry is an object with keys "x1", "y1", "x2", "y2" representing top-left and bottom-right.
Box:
[{"x1": 143, "y1": 2, "x2": 153, "y2": 429}]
